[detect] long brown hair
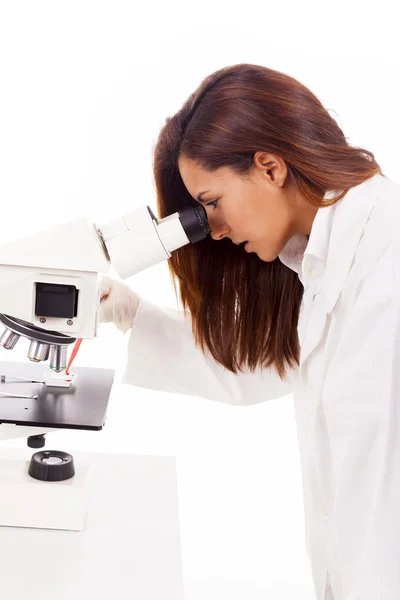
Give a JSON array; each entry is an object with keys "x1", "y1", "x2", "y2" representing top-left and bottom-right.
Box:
[{"x1": 153, "y1": 64, "x2": 382, "y2": 379}]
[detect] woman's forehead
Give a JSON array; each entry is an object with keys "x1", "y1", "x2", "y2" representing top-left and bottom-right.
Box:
[{"x1": 178, "y1": 157, "x2": 236, "y2": 187}]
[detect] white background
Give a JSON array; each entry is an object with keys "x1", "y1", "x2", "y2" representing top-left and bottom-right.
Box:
[{"x1": 0, "y1": 1, "x2": 399, "y2": 598}]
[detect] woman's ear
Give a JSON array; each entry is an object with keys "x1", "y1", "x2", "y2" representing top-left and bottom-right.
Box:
[{"x1": 253, "y1": 152, "x2": 287, "y2": 187}]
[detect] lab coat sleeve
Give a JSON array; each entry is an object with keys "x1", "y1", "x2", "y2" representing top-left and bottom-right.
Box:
[
  {"x1": 322, "y1": 240, "x2": 400, "y2": 599},
  {"x1": 121, "y1": 297, "x2": 294, "y2": 405}
]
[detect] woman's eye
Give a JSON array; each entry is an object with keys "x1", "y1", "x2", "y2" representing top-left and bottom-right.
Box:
[{"x1": 206, "y1": 199, "x2": 219, "y2": 210}]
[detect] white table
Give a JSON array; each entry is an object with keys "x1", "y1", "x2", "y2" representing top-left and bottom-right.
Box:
[{"x1": 0, "y1": 447, "x2": 184, "y2": 600}]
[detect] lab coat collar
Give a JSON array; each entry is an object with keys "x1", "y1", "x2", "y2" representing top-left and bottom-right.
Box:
[
  {"x1": 278, "y1": 233, "x2": 309, "y2": 282},
  {"x1": 300, "y1": 203, "x2": 335, "y2": 290},
  {"x1": 279, "y1": 175, "x2": 383, "y2": 289},
  {"x1": 299, "y1": 173, "x2": 384, "y2": 366},
  {"x1": 303, "y1": 188, "x2": 338, "y2": 265},
  {"x1": 323, "y1": 173, "x2": 383, "y2": 314},
  {"x1": 278, "y1": 189, "x2": 338, "y2": 287}
]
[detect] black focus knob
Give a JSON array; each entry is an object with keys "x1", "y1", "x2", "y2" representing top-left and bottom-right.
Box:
[
  {"x1": 27, "y1": 434, "x2": 46, "y2": 449},
  {"x1": 28, "y1": 450, "x2": 75, "y2": 482}
]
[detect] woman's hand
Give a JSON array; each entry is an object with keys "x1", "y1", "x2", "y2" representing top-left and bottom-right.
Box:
[{"x1": 98, "y1": 275, "x2": 140, "y2": 333}]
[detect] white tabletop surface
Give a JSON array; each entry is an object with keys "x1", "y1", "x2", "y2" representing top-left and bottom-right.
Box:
[
  {"x1": 0, "y1": 374, "x2": 316, "y2": 599},
  {"x1": 0, "y1": 446, "x2": 184, "y2": 600}
]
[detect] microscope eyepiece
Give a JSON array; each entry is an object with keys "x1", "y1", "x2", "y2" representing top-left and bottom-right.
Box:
[
  {"x1": 178, "y1": 204, "x2": 211, "y2": 244},
  {"x1": 98, "y1": 202, "x2": 211, "y2": 280}
]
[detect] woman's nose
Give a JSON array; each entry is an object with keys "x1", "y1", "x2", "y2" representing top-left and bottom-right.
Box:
[{"x1": 210, "y1": 222, "x2": 231, "y2": 241}]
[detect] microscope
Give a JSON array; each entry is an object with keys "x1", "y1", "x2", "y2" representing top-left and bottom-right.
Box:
[{"x1": 0, "y1": 203, "x2": 210, "y2": 530}]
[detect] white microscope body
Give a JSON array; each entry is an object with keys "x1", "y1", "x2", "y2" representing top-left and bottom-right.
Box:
[
  {"x1": 0, "y1": 204, "x2": 206, "y2": 342},
  {"x1": 0, "y1": 203, "x2": 210, "y2": 531}
]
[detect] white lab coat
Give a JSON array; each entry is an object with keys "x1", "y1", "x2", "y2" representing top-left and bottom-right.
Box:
[{"x1": 122, "y1": 173, "x2": 400, "y2": 600}]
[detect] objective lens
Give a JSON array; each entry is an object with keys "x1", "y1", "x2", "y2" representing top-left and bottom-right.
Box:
[
  {"x1": 49, "y1": 345, "x2": 68, "y2": 372},
  {"x1": 0, "y1": 328, "x2": 20, "y2": 350},
  {"x1": 27, "y1": 340, "x2": 50, "y2": 362}
]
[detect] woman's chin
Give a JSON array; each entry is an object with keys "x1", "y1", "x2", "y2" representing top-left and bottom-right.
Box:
[
  {"x1": 254, "y1": 247, "x2": 279, "y2": 262},
  {"x1": 244, "y1": 241, "x2": 278, "y2": 262}
]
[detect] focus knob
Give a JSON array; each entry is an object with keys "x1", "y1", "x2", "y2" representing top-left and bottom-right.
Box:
[
  {"x1": 28, "y1": 450, "x2": 75, "y2": 482},
  {"x1": 27, "y1": 434, "x2": 46, "y2": 449}
]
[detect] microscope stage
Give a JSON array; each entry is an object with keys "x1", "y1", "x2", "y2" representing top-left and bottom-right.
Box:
[{"x1": 0, "y1": 361, "x2": 114, "y2": 430}]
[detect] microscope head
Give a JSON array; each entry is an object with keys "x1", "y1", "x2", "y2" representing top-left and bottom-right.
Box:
[
  {"x1": 0, "y1": 204, "x2": 210, "y2": 371},
  {"x1": 0, "y1": 217, "x2": 109, "y2": 371}
]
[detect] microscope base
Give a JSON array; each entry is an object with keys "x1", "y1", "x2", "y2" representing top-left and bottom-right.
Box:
[{"x1": 0, "y1": 457, "x2": 89, "y2": 531}]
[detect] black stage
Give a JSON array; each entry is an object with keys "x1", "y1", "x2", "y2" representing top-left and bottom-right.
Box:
[{"x1": 0, "y1": 361, "x2": 114, "y2": 431}]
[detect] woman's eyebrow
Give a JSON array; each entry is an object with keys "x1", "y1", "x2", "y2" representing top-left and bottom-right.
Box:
[{"x1": 196, "y1": 190, "x2": 211, "y2": 203}]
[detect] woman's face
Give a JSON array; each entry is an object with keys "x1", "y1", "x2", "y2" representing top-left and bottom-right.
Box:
[{"x1": 178, "y1": 152, "x2": 317, "y2": 262}]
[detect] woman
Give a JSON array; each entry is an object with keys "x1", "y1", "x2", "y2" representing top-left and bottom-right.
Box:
[{"x1": 99, "y1": 64, "x2": 400, "y2": 600}]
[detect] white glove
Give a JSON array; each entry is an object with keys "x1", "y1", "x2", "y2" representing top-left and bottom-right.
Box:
[{"x1": 98, "y1": 275, "x2": 140, "y2": 334}]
